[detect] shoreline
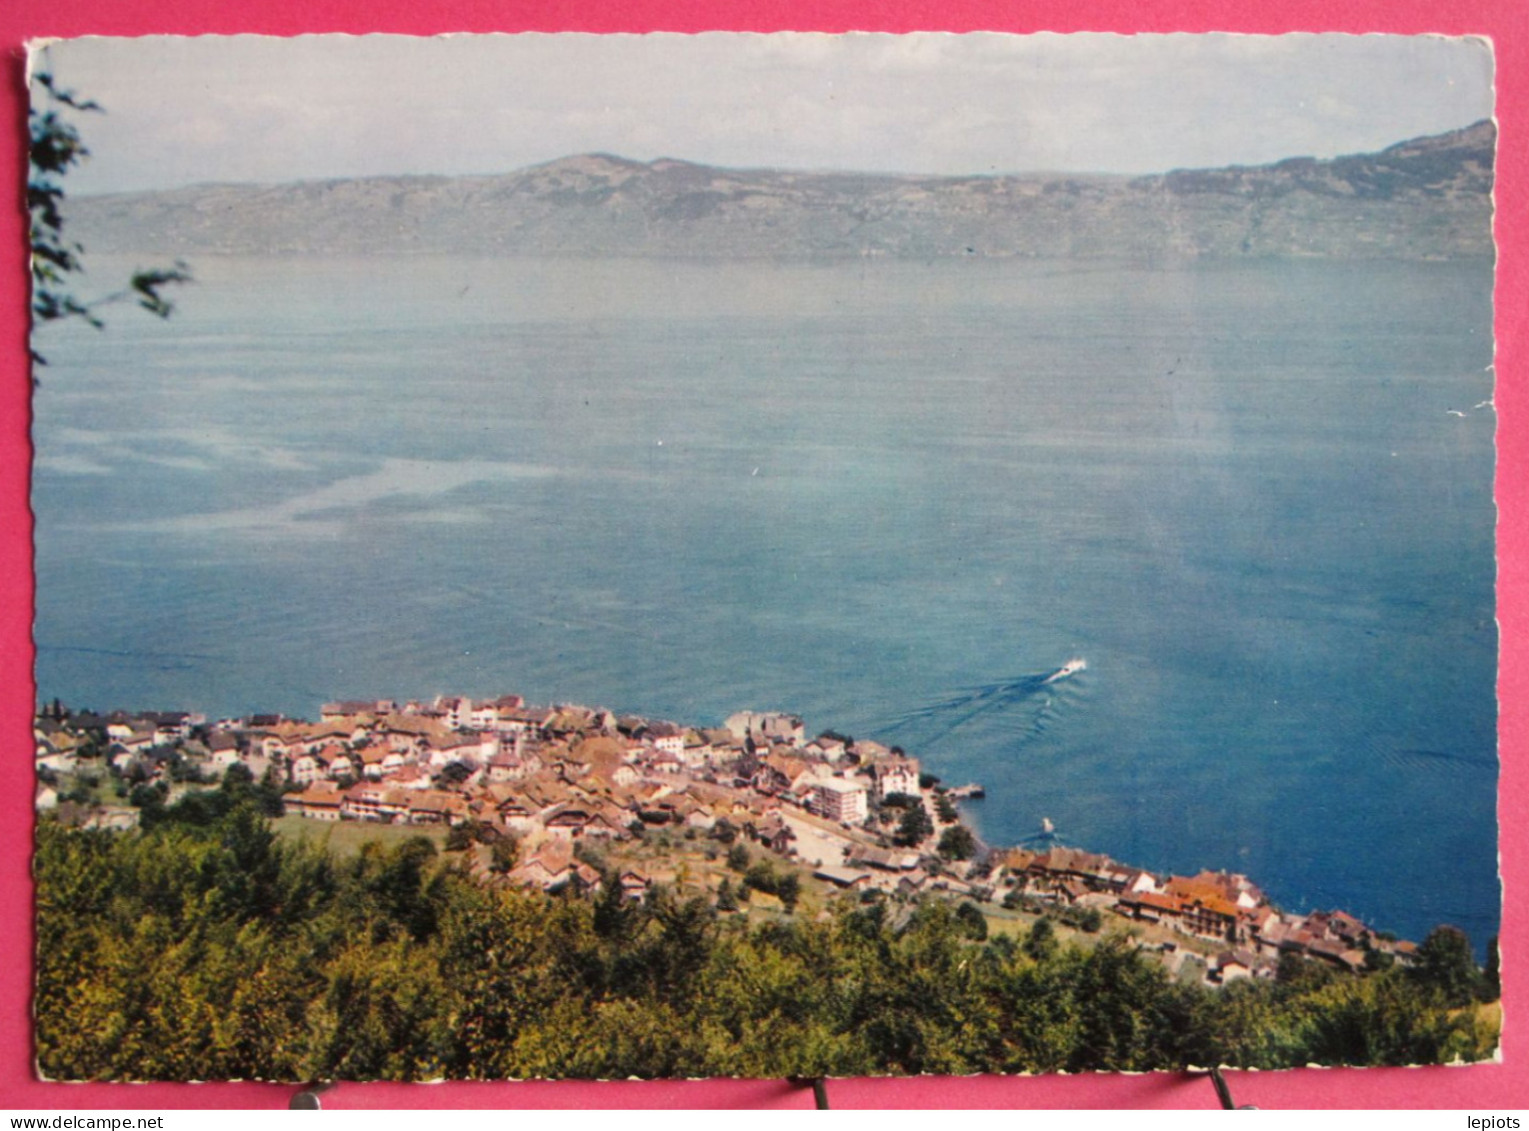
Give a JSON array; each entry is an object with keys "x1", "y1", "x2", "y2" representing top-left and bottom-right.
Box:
[{"x1": 34, "y1": 689, "x2": 1467, "y2": 983}]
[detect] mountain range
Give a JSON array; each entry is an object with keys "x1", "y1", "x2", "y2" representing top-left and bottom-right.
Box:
[{"x1": 65, "y1": 120, "x2": 1496, "y2": 262}]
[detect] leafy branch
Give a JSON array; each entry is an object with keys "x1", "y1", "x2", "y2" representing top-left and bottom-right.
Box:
[{"x1": 28, "y1": 71, "x2": 191, "y2": 369}]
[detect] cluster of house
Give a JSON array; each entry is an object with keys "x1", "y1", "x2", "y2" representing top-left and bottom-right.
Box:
[
  {"x1": 34, "y1": 694, "x2": 1418, "y2": 983},
  {"x1": 995, "y1": 845, "x2": 1417, "y2": 982},
  {"x1": 34, "y1": 695, "x2": 937, "y2": 895}
]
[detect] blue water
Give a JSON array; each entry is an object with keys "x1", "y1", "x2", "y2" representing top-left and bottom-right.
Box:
[{"x1": 32, "y1": 254, "x2": 1499, "y2": 950}]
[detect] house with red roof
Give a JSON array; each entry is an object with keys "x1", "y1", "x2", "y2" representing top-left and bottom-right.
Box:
[{"x1": 287, "y1": 782, "x2": 344, "y2": 821}]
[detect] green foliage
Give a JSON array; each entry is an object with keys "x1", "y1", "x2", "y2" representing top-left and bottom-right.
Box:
[
  {"x1": 128, "y1": 781, "x2": 168, "y2": 821},
  {"x1": 1003, "y1": 888, "x2": 1044, "y2": 913},
  {"x1": 776, "y1": 872, "x2": 801, "y2": 911},
  {"x1": 446, "y1": 819, "x2": 500, "y2": 853},
  {"x1": 438, "y1": 761, "x2": 473, "y2": 786},
  {"x1": 32, "y1": 816, "x2": 1500, "y2": 1081},
  {"x1": 1024, "y1": 916, "x2": 1058, "y2": 962},
  {"x1": 134, "y1": 769, "x2": 285, "y2": 830},
  {"x1": 1290, "y1": 967, "x2": 1498, "y2": 1067},
  {"x1": 166, "y1": 754, "x2": 210, "y2": 784},
  {"x1": 28, "y1": 73, "x2": 101, "y2": 341},
  {"x1": 592, "y1": 872, "x2": 632, "y2": 941},
  {"x1": 934, "y1": 792, "x2": 958, "y2": 823},
  {"x1": 937, "y1": 824, "x2": 977, "y2": 861},
  {"x1": 715, "y1": 878, "x2": 739, "y2": 912},
  {"x1": 893, "y1": 804, "x2": 933, "y2": 847},
  {"x1": 222, "y1": 762, "x2": 255, "y2": 789},
  {"x1": 360, "y1": 836, "x2": 443, "y2": 942},
  {"x1": 742, "y1": 861, "x2": 800, "y2": 911},
  {"x1": 1048, "y1": 903, "x2": 1104, "y2": 933},
  {"x1": 489, "y1": 837, "x2": 519, "y2": 874},
  {"x1": 954, "y1": 900, "x2": 988, "y2": 940},
  {"x1": 1277, "y1": 952, "x2": 1336, "y2": 992},
  {"x1": 1409, "y1": 926, "x2": 1487, "y2": 1007},
  {"x1": 60, "y1": 782, "x2": 95, "y2": 805},
  {"x1": 725, "y1": 842, "x2": 750, "y2": 871},
  {"x1": 28, "y1": 72, "x2": 191, "y2": 370}
]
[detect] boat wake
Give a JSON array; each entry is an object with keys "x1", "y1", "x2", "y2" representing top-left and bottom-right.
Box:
[
  {"x1": 1379, "y1": 746, "x2": 1498, "y2": 775},
  {"x1": 885, "y1": 658, "x2": 1088, "y2": 750}
]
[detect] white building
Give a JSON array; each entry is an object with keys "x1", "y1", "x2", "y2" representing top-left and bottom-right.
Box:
[
  {"x1": 809, "y1": 778, "x2": 869, "y2": 825},
  {"x1": 873, "y1": 757, "x2": 921, "y2": 801}
]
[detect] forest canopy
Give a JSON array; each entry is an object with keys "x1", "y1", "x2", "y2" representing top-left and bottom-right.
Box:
[{"x1": 34, "y1": 807, "x2": 1500, "y2": 1081}]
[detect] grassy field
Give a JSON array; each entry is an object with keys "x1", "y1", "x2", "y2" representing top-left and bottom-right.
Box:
[
  {"x1": 44, "y1": 768, "x2": 116, "y2": 807},
  {"x1": 271, "y1": 814, "x2": 448, "y2": 858},
  {"x1": 591, "y1": 829, "x2": 851, "y2": 919}
]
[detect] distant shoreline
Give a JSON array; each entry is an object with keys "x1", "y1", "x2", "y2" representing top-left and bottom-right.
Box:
[{"x1": 64, "y1": 122, "x2": 1494, "y2": 263}]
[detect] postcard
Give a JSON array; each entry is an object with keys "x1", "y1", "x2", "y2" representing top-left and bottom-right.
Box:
[{"x1": 27, "y1": 31, "x2": 1500, "y2": 1081}]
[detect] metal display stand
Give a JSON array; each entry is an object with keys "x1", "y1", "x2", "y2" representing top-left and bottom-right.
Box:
[
  {"x1": 290, "y1": 1070, "x2": 1257, "y2": 1110},
  {"x1": 289, "y1": 1082, "x2": 335, "y2": 1110},
  {"x1": 1208, "y1": 1067, "x2": 1257, "y2": 1110},
  {"x1": 791, "y1": 1077, "x2": 831, "y2": 1109}
]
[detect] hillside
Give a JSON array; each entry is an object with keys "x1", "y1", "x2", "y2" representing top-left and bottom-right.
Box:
[{"x1": 65, "y1": 121, "x2": 1495, "y2": 261}]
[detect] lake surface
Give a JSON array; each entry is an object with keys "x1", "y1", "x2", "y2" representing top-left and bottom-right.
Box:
[{"x1": 32, "y1": 254, "x2": 1499, "y2": 951}]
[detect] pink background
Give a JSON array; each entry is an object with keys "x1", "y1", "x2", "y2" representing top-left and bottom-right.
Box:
[{"x1": 1, "y1": 0, "x2": 1524, "y2": 1110}]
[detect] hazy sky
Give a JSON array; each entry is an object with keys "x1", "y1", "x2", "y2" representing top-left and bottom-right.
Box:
[{"x1": 31, "y1": 32, "x2": 1495, "y2": 195}]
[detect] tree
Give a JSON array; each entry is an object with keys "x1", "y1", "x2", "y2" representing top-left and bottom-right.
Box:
[
  {"x1": 28, "y1": 71, "x2": 190, "y2": 370},
  {"x1": 128, "y1": 780, "x2": 168, "y2": 823},
  {"x1": 954, "y1": 900, "x2": 988, "y2": 941},
  {"x1": 251, "y1": 766, "x2": 289, "y2": 817},
  {"x1": 222, "y1": 761, "x2": 255, "y2": 789},
  {"x1": 937, "y1": 824, "x2": 977, "y2": 861},
  {"x1": 438, "y1": 761, "x2": 473, "y2": 786},
  {"x1": 488, "y1": 836, "x2": 519, "y2": 874},
  {"x1": 726, "y1": 842, "x2": 751, "y2": 871},
  {"x1": 29, "y1": 815, "x2": 1503, "y2": 1079},
  {"x1": 1409, "y1": 926, "x2": 1484, "y2": 1007},
  {"x1": 591, "y1": 868, "x2": 633, "y2": 940},
  {"x1": 715, "y1": 878, "x2": 739, "y2": 912},
  {"x1": 213, "y1": 802, "x2": 282, "y2": 920},
  {"x1": 893, "y1": 804, "x2": 933, "y2": 847},
  {"x1": 1002, "y1": 888, "x2": 1036, "y2": 912},
  {"x1": 60, "y1": 780, "x2": 96, "y2": 806},
  {"x1": 1276, "y1": 952, "x2": 1335, "y2": 994},
  {"x1": 361, "y1": 836, "x2": 443, "y2": 942},
  {"x1": 775, "y1": 872, "x2": 801, "y2": 912},
  {"x1": 1023, "y1": 916, "x2": 1058, "y2": 962}
]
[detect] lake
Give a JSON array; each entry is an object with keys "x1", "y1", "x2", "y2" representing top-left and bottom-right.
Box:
[{"x1": 32, "y1": 253, "x2": 1499, "y2": 951}]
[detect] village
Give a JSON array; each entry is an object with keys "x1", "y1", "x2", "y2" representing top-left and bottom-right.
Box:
[{"x1": 35, "y1": 693, "x2": 1421, "y2": 987}]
